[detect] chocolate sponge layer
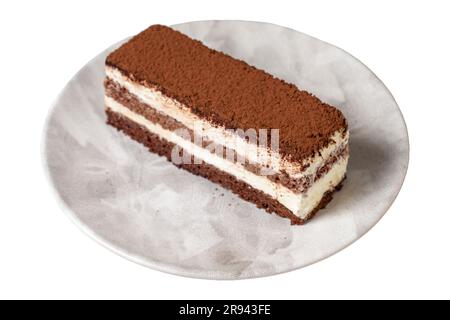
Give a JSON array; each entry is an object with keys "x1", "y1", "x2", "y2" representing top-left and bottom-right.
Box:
[
  {"x1": 104, "y1": 77, "x2": 348, "y2": 193},
  {"x1": 105, "y1": 108, "x2": 345, "y2": 225}
]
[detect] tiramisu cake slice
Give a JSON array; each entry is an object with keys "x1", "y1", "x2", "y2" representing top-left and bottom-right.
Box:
[{"x1": 104, "y1": 25, "x2": 349, "y2": 224}]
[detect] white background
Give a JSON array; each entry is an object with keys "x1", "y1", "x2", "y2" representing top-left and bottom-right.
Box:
[{"x1": 0, "y1": 0, "x2": 449, "y2": 299}]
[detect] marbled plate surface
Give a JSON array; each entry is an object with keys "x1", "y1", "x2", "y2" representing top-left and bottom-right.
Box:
[{"x1": 42, "y1": 21, "x2": 409, "y2": 279}]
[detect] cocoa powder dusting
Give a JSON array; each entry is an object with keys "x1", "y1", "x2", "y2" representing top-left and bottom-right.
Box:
[{"x1": 106, "y1": 25, "x2": 348, "y2": 161}]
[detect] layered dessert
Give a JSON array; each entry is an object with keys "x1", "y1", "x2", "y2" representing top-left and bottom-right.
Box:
[{"x1": 104, "y1": 25, "x2": 349, "y2": 224}]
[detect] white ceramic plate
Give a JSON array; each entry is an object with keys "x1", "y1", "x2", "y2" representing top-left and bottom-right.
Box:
[{"x1": 42, "y1": 20, "x2": 409, "y2": 279}]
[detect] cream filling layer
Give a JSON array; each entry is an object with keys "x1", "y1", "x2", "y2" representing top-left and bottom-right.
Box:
[
  {"x1": 106, "y1": 96, "x2": 348, "y2": 219},
  {"x1": 106, "y1": 67, "x2": 349, "y2": 179}
]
